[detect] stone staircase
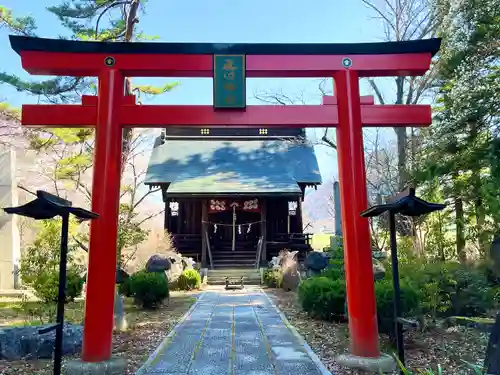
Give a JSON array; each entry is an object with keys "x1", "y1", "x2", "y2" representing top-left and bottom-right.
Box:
[
  {"x1": 210, "y1": 240, "x2": 258, "y2": 269},
  {"x1": 207, "y1": 268, "x2": 262, "y2": 285}
]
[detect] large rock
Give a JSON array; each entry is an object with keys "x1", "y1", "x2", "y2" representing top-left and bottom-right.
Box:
[
  {"x1": 372, "y1": 251, "x2": 388, "y2": 260},
  {"x1": 0, "y1": 323, "x2": 83, "y2": 360},
  {"x1": 146, "y1": 254, "x2": 171, "y2": 273},
  {"x1": 153, "y1": 251, "x2": 197, "y2": 284},
  {"x1": 281, "y1": 250, "x2": 301, "y2": 291},
  {"x1": 165, "y1": 251, "x2": 184, "y2": 283},
  {"x1": 304, "y1": 251, "x2": 329, "y2": 271},
  {"x1": 269, "y1": 256, "x2": 281, "y2": 270},
  {"x1": 373, "y1": 259, "x2": 386, "y2": 280}
]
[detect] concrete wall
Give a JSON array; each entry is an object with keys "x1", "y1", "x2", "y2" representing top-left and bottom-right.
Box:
[{"x1": 0, "y1": 147, "x2": 20, "y2": 290}]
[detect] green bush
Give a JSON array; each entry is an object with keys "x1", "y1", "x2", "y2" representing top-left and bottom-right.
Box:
[
  {"x1": 65, "y1": 270, "x2": 85, "y2": 301},
  {"x1": 176, "y1": 269, "x2": 202, "y2": 291},
  {"x1": 30, "y1": 268, "x2": 84, "y2": 303},
  {"x1": 326, "y1": 245, "x2": 344, "y2": 260},
  {"x1": 20, "y1": 218, "x2": 85, "y2": 303},
  {"x1": 320, "y1": 260, "x2": 345, "y2": 280},
  {"x1": 319, "y1": 245, "x2": 345, "y2": 280},
  {"x1": 444, "y1": 263, "x2": 495, "y2": 316},
  {"x1": 391, "y1": 261, "x2": 495, "y2": 317},
  {"x1": 374, "y1": 279, "x2": 420, "y2": 334},
  {"x1": 128, "y1": 270, "x2": 169, "y2": 309},
  {"x1": 264, "y1": 269, "x2": 283, "y2": 288},
  {"x1": 298, "y1": 277, "x2": 346, "y2": 321}
]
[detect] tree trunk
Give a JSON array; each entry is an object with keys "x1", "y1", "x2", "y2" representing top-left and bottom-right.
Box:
[
  {"x1": 469, "y1": 121, "x2": 487, "y2": 256},
  {"x1": 455, "y1": 196, "x2": 467, "y2": 263},
  {"x1": 114, "y1": 0, "x2": 141, "y2": 331},
  {"x1": 437, "y1": 212, "x2": 446, "y2": 261},
  {"x1": 484, "y1": 313, "x2": 500, "y2": 375},
  {"x1": 394, "y1": 77, "x2": 408, "y2": 191},
  {"x1": 475, "y1": 195, "x2": 487, "y2": 256}
]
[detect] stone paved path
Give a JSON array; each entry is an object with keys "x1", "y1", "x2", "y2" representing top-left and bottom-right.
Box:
[{"x1": 136, "y1": 289, "x2": 331, "y2": 375}]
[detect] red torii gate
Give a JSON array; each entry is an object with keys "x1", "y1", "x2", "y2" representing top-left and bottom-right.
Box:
[{"x1": 10, "y1": 35, "x2": 440, "y2": 368}]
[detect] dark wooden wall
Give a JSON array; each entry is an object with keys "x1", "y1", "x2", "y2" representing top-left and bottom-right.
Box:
[
  {"x1": 265, "y1": 197, "x2": 303, "y2": 237},
  {"x1": 165, "y1": 199, "x2": 202, "y2": 234},
  {"x1": 164, "y1": 196, "x2": 307, "y2": 263},
  {"x1": 165, "y1": 197, "x2": 302, "y2": 237},
  {"x1": 165, "y1": 197, "x2": 303, "y2": 236}
]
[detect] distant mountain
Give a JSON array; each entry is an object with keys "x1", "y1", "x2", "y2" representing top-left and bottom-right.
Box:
[{"x1": 302, "y1": 181, "x2": 334, "y2": 232}]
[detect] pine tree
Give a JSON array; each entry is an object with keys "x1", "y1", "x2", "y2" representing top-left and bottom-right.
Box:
[
  {"x1": 0, "y1": 1, "x2": 176, "y2": 235},
  {"x1": 1, "y1": 1, "x2": 180, "y2": 329},
  {"x1": 415, "y1": 0, "x2": 500, "y2": 260}
]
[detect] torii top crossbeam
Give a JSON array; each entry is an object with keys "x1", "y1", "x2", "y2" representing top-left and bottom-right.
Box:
[
  {"x1": 11, "y1": 35, "x2": 440, "y2": 77},
  {"x1": 11, "y1": 36, "x2": 439, "y2": 129},
  {"x1": 10, "y1": 34, "x2": 440, "y2": 369}
]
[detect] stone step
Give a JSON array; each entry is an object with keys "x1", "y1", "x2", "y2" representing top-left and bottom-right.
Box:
[
  {"x1": 213, "y1": 249, "x2": 257, "y2": 253},
  {"x1": 211, "y1": 253, "x2": 256, "y2": 258},
  {"x1": 208, "y1": 274, "x2": 261, "y2": 279},
  {"x1": 212, "y1": 266, "x2": 256, "y2": 271},
  {"x1": 213, "y1": 258, "x2": 255, "y2": 264},
  {"x1": 208, "y1": 268, "x2": 260, "y2": 275},
  {"x1": 208, "y1": 268, "x2": 259, "y2": 272}
]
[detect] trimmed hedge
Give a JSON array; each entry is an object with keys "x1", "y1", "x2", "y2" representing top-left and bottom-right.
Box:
[
  {"x1": 176, "y1": 269, "x2": 202, "y2": 291},
  {"x1": 298, "y1": 277, "x2": 346, "y2": 321},
  {"x1": 128, "y1": 270, "x2": 169, "y2": 309}
]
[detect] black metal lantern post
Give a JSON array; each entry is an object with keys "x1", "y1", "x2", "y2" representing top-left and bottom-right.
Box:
[
  {"x1": 361, "y1": 187, "x2": 445, "y2": 370},
  {"x1": 3, "y1": 190, "x2": 98, "y2": 375}
]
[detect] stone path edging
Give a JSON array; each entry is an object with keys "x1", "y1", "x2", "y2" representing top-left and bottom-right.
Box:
[
  {"x1": 135, "y1": 292, "x2": 205, "y2": 374},
  {"x1": 260, "y1": 288, "x2": 333, "y2": 375}
]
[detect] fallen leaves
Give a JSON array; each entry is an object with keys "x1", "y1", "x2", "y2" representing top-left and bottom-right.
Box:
[
  {"x1": 0, "y1": 292, "x2": 196, "y2": 375},
  {"x1": 265, "y1": 289, "x2": 487, "y2": 375}
]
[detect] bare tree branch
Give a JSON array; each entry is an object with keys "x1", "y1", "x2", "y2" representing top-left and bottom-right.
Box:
[
  {"x1": 362, "y1": 0, "x2": 443, "y2": 191},
  {"x1": 367, "y1": 78, "x2": 386, "y2": 104},
  {"x1": 137, "y1": 209, "x2": 165, "y2": 227},
  {"x1": 361, "y1": 0, "x2": 398, "y2": 34},
  {"x1": 95, "y1": 1, "x2": 132, "y2": 38},
  {"x1": 17, "y1": 184, "x2": 36, "y2": 197}
]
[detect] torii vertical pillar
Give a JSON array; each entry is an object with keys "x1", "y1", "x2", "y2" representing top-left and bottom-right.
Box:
[
  {"x1": 335, "y1": 69, "x2": 379, "y2": 358},
  {"x1": 81, "y1": 69, "x2": 125, "y2": 362}
]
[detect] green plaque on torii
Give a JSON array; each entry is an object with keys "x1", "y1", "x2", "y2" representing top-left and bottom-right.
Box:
[{"x1": 213, "y1": 54, "x2": 246, "y2": 109}]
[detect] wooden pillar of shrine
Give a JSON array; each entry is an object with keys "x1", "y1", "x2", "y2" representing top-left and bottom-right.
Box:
[
  {"x1": 260, "y1": 199, "x2": 267, "y2": 265},
  {"x1": 297, "y1": 199, "x2": 303, "y2": 233},
  {"x1": 201, "y1": 199, "x2": 208, "y2": 267}
]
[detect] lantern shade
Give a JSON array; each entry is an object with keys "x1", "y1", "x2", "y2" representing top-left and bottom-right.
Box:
[
  {"x1": 360, "y1": 187, "x2": 446, "y2": 218},
  {"x1": 3, "y1": 190, "x2": 97, "y2": 220}
]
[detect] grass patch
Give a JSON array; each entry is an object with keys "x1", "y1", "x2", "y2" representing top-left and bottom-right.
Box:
[
  {"x1": 311, "y1": 233, "x2": 331, "y2": 250},
  {"x1": 0, "y1": 300, "x2": 86, "y2": 327}
]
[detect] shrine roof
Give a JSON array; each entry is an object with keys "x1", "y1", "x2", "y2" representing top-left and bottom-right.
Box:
[
  {"x1": 145, "y1": 137, "x2": 322, "y2": 196},
  {"x1": 10, "y1": 35, "x2": 441, "y2": 56}
]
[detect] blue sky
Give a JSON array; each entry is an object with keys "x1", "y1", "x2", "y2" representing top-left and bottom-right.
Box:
[{"x1": 0, "y1": 0, "x2": 398, "y2": 181}]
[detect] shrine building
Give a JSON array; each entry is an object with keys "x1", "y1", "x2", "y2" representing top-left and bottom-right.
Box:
[{"x1": 145, "y1": 126, "x2": 321, "y2": 268}]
